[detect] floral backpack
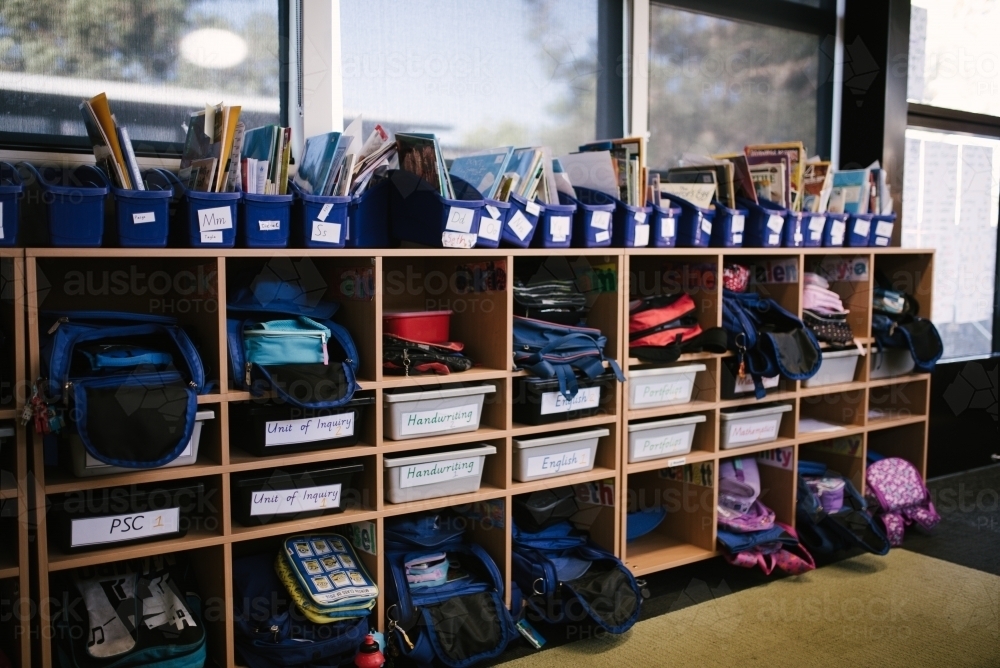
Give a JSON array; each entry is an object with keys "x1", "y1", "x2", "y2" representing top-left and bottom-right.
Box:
[{"x1": 865, "y1": 455, "x2": 940, "y2": 546}]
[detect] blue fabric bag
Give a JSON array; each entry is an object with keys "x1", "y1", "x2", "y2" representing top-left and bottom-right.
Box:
[{"x1": 796, "y1": 460, "x2": 891, "y2": 556}]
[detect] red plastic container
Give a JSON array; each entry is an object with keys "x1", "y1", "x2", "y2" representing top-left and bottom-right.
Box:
[{"x1": 383, "y1": 310, "x2": 452, "y2": 343}]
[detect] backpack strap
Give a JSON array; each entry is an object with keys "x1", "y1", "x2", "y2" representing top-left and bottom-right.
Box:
[{"x1": 879, "y1": 511, "x2": 907, "y2": 547}]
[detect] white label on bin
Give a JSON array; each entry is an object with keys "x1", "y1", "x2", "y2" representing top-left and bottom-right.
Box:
[
  {"x1": 731, "y1": 214, "x2": 745, "y2": 232},
  {"x1": 311, "y1": 221, "x2": 341, "y2": 243},
  {"x1": 633, "y1": 379, "x2": 692, "y2": 406},
  {"x1": 633, "y1": 224, "x2": 650, "y2": 246},
  {"x1": 526, "y1": 201, "x2": 541, "y2": 216},
  {"x1": 733, "y1": 233, "x2": 743, "y2": 244},
  {"x1": 259, "y1": 220, "x2": 281, "y2": 231},
  {"x1": 485, "y1": 205, "x2": 500, "y2": 219},
  {"x1": 250, "y1": 483, "x2": 342, "y2": 516},
  {"x1": 540, "y1": 386, "x2": 601, "y2": 415},
  {"x1": 508, "y1": 210, "x2": 533, "y2": 241},
  {"x1": 832, "y1": 220, "x2": 845, "y2": 237},
  {"x1": 810, "y1": 230, "x2": 822, "y2": 241},
  {"x1": 809, "y1": 215, "x2": 826, "y2": 231},
  {"x1": 701, "y1": 218, "x2": 712, "y2": 235},
  {"x1": 265, "y1": 414, "x2": 356, "y2": 446},
  {"x1": 794, "y1": 232, "x2": 803, "y2": 243},
  {"x1": 478, "y1": 216, "x2": 502, "y2": 242},
  {"x1": 70, "y1": 507, "x2": 180, "y2": 548},
  {"x1": 733, "y1": 374, "x2": 779, "y2": 394},
  {"x1": 768, "y1": 233, "x2": 780, "y2": 245},
  {"x1": 591, "y1": 210, "x2": 611, "y2": 230},
  {"x1": 667, "y1": 457, "x2": 687, "y2": 467},
  {"x1": 767, "y1": 214, "x2": 783, "y2": 232},
  {"x1": 526, "y1": 447, "x2": 591, "y2": 477},
  {"x1": 200, "y1": 230, "x2": 223, "y2": 243},
  {"x1": 634, "y1": 211, "x2": 647, "y2": 224},
  {"x1": 876, "y1": 237, "x2": 888, "y2": 246},
  {"x1": 633, "y1": 433, "x2": 690, "y2": 458},
  {"x1": 853, "y1": 219, "x2": 871, "y2": 237},
  {"x1": 132, "y1": 211, "x2": 156, "y2": 224},
  {"x1": 445, "y1": 206, "x2": 476, "y2": 233},
  {"x1": 398, "y1": 457, "x2": 481, "y2": 488},
  {"x1": 441, "y1": 231, "x2": 476, "y2": 248},
  {"x1": 550, "y1": 215, "x2": 571, "y2": 241},
  {"x1": 661, "y1": 217, "x2": 675, "y2": 238},
  {"x1": 727, "y1": 420, "x2": 778, "y2": 445},
  {"x1": 317, "y1": 203, "x2": 333, "y2": 221},
  {"x1": 875, "y1": 221, "x2": 893, "y2": 237},
  {"x1": 399, "y1": 404, "x2": 479, "y2": 436},
  {"x1": 595, "y1": 230, "x2": 610, "y2": 243},
  {"x1": 198, "y1": 205, "x2": 233, "y2": 232}
]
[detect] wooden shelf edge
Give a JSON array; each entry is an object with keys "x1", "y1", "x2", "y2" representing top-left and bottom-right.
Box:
[
  {"x1": 626, "y1": 449, "x2": 717, "y2": 474},
  {"x1": 626, "y1": 400, "x2": 716, "y2": 422},
  {"x1": 867, "y1": 373, "x2": 931, "y2": 388},
  {"x1": 865, "y1": 414, "x2": 929, "y2": 432},
  {"x1": 717, "y1": 437, "x2": 797, "y2": 458},
  {"x1": 510, "y1": 415, "x2": 618, "y2": 438},
  {"x1": 47, "y1": 531, "x2": 226, "y2": 572},
  {"x1": 510, "y1": 467, "x2": 616, "y2": 495},
  {"x1": 229, "y1": 507, "x2": 380, "y2": 542},
  {"x1": 380, "y1": 485, "x2": 507, "y2": 517}
]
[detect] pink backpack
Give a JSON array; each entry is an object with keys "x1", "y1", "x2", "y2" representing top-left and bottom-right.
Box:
[{"x1": 865, "y1": 457, "x2": 940, "y2": 546}]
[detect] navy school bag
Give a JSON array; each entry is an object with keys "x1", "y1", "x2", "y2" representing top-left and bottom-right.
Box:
[
  {"x1": 40, "y1": 311, "x2": 207, "y2": 468},
  {"x1": 722, "y1": 290, "x2": 822, "y2": 398},
  {"x1": 227, "y1": 279, "x2": 360, "y2": 409},
  {"x1": 384, "y1": 514, "x2": 516, "y2": 668},
  {"x1": 510, "y1": 521, "x2": 641, "y2": 634},
  {"x1": 512, "y1": 316, "x2": 625, "y2": 401}
]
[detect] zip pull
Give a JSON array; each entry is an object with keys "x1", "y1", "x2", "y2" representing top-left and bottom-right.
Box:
[
  {"x1": 322, "y1": 337, "x2": 329, "y2": 366},
  {"x1": 402, "y1": 348, "x2": 410, "y2": 376},
  {"x1": 245, "y1": 362, "x2": 252, "y2": 386},
  {"x1": 47, "y1": 317, "x2": 68, "y2": 335},
  {"x1": 270, "y1": 625, "x2": 279, "y2": 642}
]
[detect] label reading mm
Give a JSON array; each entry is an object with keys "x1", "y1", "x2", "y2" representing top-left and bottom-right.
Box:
[
  {"x1": 198, "y1": 206, "x2": 233, "y2": 232},
  {"x1": 70, "y1": 507, "x2": 180, "y2": 548}
]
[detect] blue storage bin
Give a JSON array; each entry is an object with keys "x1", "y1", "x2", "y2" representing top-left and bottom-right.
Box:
[
  {"x1": 782, "y1": 211, "x2": 806, "y2": 248},
  {"x1": 389, "y1": 170, "x2": 483, "y2": 248},
  {"x1": 143, "y1": 168, "x2": 238, "y2": 248},
  {"x1": 801, "y1": 213, "x2": 827, "y2": 247},
  {"x1": 673, "y1": 195, "x2": 714, "y2": 248},
  {"x1": 739, "y1": 197, "x2": 786, "y2": 248},
  {"x1": 111, "y1": 180, "x2": 172, "y2": 248},
  {"x1": 869, "y1": 213, "x2": 896, "y2": 247},
  {"x1": 649, "y1": 203, "x2": 681, "y2": 248},
  {"x1": 19, "y1": 162, "x2": 108, "y2": 247},
  {"x1": 240, "y1": 191, "x2": 293, "y2": 248},
  {"x1": 822, "y1": 212, "x2": 848, "y2": 246},
  {"x1": 347, "y1": 179, "x2": 392, "y2": 248},
  {"x1": 475, "y1": 198, "x2": 510, "y2": 249},
  {"x1": 500, "y1": 193, "x2": 542, "y2": 248},
  {"x1": 568, "y1": 188, "x2": 615, "y2": 248},
  {"x1": 845, "y1": 213, "x2": 875, "y2": 247},
  {"x1": 532, "y1": 199, "x2": 576, "y2": 248},
  {"x1": 710, "y1": 200, "x2": 747, "y2": 248},
  {"x1": 289, "y1": 181, "x2": 348, "y2": 249},
  {"x1": 611, "y1": 199, "x2": 652, "y2": 248},
  {"x1": 0, "y1": 162, "x2": 24, "y2": 247}
]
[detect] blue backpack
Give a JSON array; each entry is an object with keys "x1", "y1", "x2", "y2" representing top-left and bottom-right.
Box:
[
  {"x1": 384, "y1": 514, "x2": 516, "y2": 668},
  {"x1": 40, "y1": 311, "x2": 207, "y2": 468},
  {"x1": 722, "y1": 290, "x2": 822, "y2": 398},
  {"x1": 513, "y1": 316, "x2": 625, "y2": 401},
  {"x1": 510, "y1": 521, "x2": 641, "y2": 635},
  {"x1": 796, "y1": 460, "x2": 891, "y2": 556}
]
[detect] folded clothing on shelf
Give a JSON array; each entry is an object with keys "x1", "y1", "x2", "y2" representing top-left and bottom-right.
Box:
[{"x1": 513, "y1": 278, "x2": 589, "y2": 325}]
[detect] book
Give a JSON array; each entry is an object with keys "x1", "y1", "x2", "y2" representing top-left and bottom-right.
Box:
[
  {"x1": 747, "y1": 156, "x2": 789, "y2": 207},
  {"x1": 116, "y1": 126, "x2": 144, "y2": 191},
  {"x1": 830, "y1": 168, "x2": 872, "y2": 214},
  {"x1": 294, "y1": 132, "x2": 343, "y2": 195},
  {"x1": 396, "y1": 133, "x2": 444, "y2": 196},
  {"x1": 746, "y1": 142, "x2": 805, "y2": 210},
  {"x1": 802, "y1": 161, "x2": 832, "y2": 213},
  {"x1": 214, "y1": 105, "x2": 241, "y2": 192},
  {"x1": 658, "y1": 182, "x2": 716, "y2": 209},
  {"x1": 79, "y1": 100, "x2": 127, "y2": 189},
  {"x1": 190, "y1": 157, "x2": 217, "y2": 192},
  {"x1": 86, "y1": 93, "x2": 132, "y2": 188},
  {"x1": 557, "y1": 150, "x2": 619, "y2": 199},
  {"x1": 448, "y1": 146, "x2": 514, "y2": 199},
  {"x1": 226, "y1": 122, "x2": 246, "y2": 192}
]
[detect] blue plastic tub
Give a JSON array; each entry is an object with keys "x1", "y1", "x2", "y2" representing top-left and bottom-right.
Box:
[
  {"x1": 19, "y1": 162, "x2": 109, "y2": 247},
  {"x1": 845, "y1": 213, "x2": 875, "y2": 247},
  {"x1": 533, "y1": 199, "x2": 576, "y2": 248},
  {"x1": 289, "y1": 181, "x2": 348, "y2": 248},
  {"x1": 347, "y1": 178, "x2": 392, "y2": 248},
  {"x1": 802, "y1": 213, "x2": 827, "y2": 247},
  {"x1": 475, "y1": 198, "x2": 510, "y2": 249},
  {"x1": 611, "y1": 199, "x2": 652, "y2": 248},
  {"x1": 626, "y1": 506, "x2": 667, "y2": 541},
  {"x1": 673, "y1": 196, "x2": 714, "y2": 248},
  {"x1": 569, "y1": 187, "x2": 615, "y2": 248},
  {"x1": 240, "y1": 191, "x2": 293, "y2": 248},
  {"x1": 389, "y1": 171, "x2": 483, "y2": 248},
  {"x1": 500, "y1": 193, "x2": 542, "y2": 248},
  {"x1": 822, "y1": 212, "x2": 848, "y2": 246},
  {"x1": 0, "y1": 162, "x2": 24, "y2": 246},
  {"x1": 112, "y1": 182, "x2": 172, "y2": 248},
  {"x1": 739, "y1": 197, "x2": 786, "y2": 248},
  {"x1": 143, "y1": 168, "x2": 238, "y2": 248},
  {"x1": 649, "y1": 203, "x2": 681, "y2": 248},
  {"x1": 869, "y1": 213, "x2": 896, "y2": 247},
  {"x1": 710, "y1": 200, "x2": 747, "y2": 248},
  {"x1": 782, "y1": 211, "x2": 806, "y2": 248}
]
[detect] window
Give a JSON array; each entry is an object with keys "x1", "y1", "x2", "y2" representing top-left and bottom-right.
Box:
[
  {"x1": 646, "y1": 3, "x2": 824, "y2": 169},
  {"x1": 0, "y1": 0, "x2": 282, "y2": 153},
  {"x1": 339, "y1": 0, "x2": 604, "y2": 158}
]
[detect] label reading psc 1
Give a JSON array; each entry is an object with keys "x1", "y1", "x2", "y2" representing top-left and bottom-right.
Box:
[
  {"x1": 540, "y1": 387, "x2": 601, "y2": 415},
  {"x1": 70, "y1": 507, "x2": 181, "y2": 548}
]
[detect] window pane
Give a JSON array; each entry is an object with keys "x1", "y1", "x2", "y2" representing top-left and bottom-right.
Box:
[
  {"x1": 902, "y1": 127, "x2": 998, "y2": 359},
  {"x1": 0, "y1": 0, "x2": 280, "y2": 147},
  {"x1": 647, "y1": 5, "x2": 819, "y2": 169},
  {"x1": 339, "y1": 0, "x2": 598, "y2": 158},
  {"x1": 908, "y1": 0, "x2": 1000, "y2": 116}
]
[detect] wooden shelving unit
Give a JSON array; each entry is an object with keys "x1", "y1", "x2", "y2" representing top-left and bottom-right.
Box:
[{"x1": 18, "y1": 246, "x2": 932, "y2": 667}]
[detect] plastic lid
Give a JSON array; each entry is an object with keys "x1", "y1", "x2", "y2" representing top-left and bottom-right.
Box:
[
  {"x1": 234, "y1": 462, "x2": 364, "y2": 487},
  {"x1": 384, "y1": 443, "x2": 497, "y2": 468},
  {"x1": 383, "y1": 310, "x2": 453, "y2": 320},
  {"x1": 629, "y1": 364, "x2": 706, "y2": 379},
  {"x1": 720, "y1": 403, "x2": 793, "y2": 420},
  {"x1": 821, "y1": 348, "x2": 862, "y2": 359},
  {"x1": 513, "y1": 428, "x2": 609, "y2": 450},
  {"x1": 627, "y1": 414, "x2": 706, "y2": 433},
  {"x1": 384, "y1": 384, "x2": 495, "y2": 403},
  {"x1": 0, "y1": 426, "x2": 14, "y2": 438},
  {"x1": 195, "y1": 410, "x2": 216, "y2": 421}
]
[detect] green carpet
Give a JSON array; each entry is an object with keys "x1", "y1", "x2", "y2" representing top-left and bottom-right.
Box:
[{"x1": 496, "y1": 550, "x2": 1000, "y2": 667}]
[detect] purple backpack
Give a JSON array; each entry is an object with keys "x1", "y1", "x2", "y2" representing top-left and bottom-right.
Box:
[{"x1": 865, "y1": 457, "x2": 940, "y2": 546}]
